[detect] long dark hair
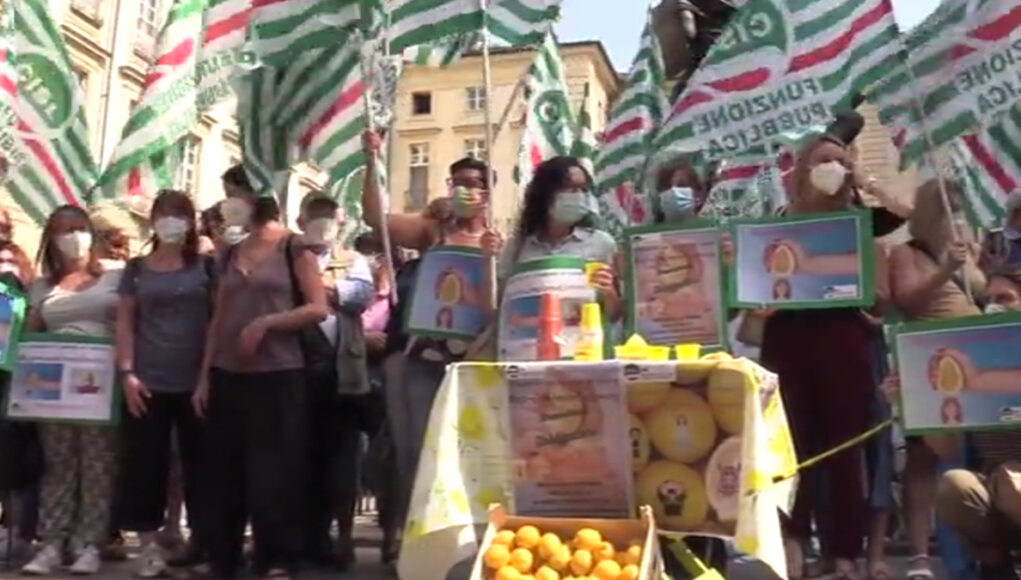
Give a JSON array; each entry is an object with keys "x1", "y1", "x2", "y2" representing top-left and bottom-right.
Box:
[
  {"x1": 36, "y1": 205, "x2": 102, "y2": 285},
  {"x1": 515, "y1": 156, "x2": 594, "y2": 239},
  {"x1": 150, "y1": 190, "x2": 200, "y2": 264}
]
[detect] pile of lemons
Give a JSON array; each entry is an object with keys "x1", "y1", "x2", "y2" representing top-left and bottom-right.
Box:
[{"x1": 483, "y1": 525, "x2": 643, "y2": 580}]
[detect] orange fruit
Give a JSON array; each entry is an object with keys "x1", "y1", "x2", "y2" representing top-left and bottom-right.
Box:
[
  {"x1": 622, "y1": 544, "x2": 642, "y2": 566},
  {"x1": 484, "y1": 544, "x2": 512, "y2": 570},
  {"x1": 546, "y1": 545, "x2": 571, "y2": 572},
  {"x1": 574, "y1": 528, "x2": 602, "y2": 551},
  {"x1": 516, "y1": 525, "x2": 542, "y2": 550},
  {"x1": 510, "y1": 548, "x2": 535, "y2": 573},
  {"x1": 496, "y1": 566, "x2": 522, "y2": 580},
  {"x1": 537, "y1": 533, "x2": 563, "y2": 560},
  {"x1": 618, "y1": 564, "x2": 639, "y2": 580},
  {"x1": 535, "y1": 565, "x2": 560, "y2": 580},
  {"x1": 493, "y1": 530, "x2": 517, "y2": 547},
  {"x1": 591, "y1": 560, "x2": 621, "y2": 580},
  {"x1": 593, "y1": 541, "x2": 615, "y2": 562},
  {"x1": 569, "y1": 550, "x2": 593, "y2": 576}
]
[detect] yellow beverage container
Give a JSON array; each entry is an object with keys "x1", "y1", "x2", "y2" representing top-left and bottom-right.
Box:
[
  {"x1": 573, "y1": 303, "x2": 604, "y2": 361},
  {"x1": 675, "y1": 344, "x2": 702, "y2": 361}
]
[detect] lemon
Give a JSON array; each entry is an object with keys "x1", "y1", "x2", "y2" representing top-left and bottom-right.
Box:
[
  {"x1": 496, "y1": 566, "x2": 523, "y2": 580},
  {"x1": 510, "y1": 548, "x2": 535, "y2": 573},
  {"x1": 591, "y1": 560, "x2": 621, "y2": 580},
  {"x1": 437, "y1": 272, "x2": 462, "y2": 303},
  {"x1": 593, "y1": 541, "x2": 615, "y2": 562},
  {"x1": 936, "y1": 355, "x2": 964, "y2": 394},
  {"x1": 707, "y1": 365, "x2": 747, "y2": 435},
  {"x1": 516, "y1": 525, "x2": 542, "y2": 549},
  {"x1": 622, "y1": 544, "x2": 642, "y2": 566},
  {"x1": 627, "y1": 414, "x2": 651, "y2": 472},
  {"x1": 537, "y1": 532, "x2": 563, "y2": 560},
  {"x1": 618, "y1": 564, "x2": 640, "y2": 580},
  {"x1": 494, "y1": 529, "x2": 517, "y2": 548},
  {"x1": 574, "y1": 528, "x2": 602, "y2": 551},
  {"x1": 644, "y1": 389, "x2": 717, "y2": 463},
  {"x1": 700, "y1": 351, "x2": 732, "y2": 361},
  {"x1": 768, "y1": 243, "x2": 796, "y2": 275},
  {"x1": 569, "y1": 550, "x2": 594, "y2": 576},
  {"x1": 485, "y1": 543, "x2": 512, "y2": 570},
  {"x1": 636, "y1": 461, "x2": 709, "y2": 530},
  {"x1": 626, "y1": 381, "x2": 671, "y2": 414},
  {"x1": 546, "y1": 545, "x2": 572, "y2": 572},
  {"x1": 535, "y1": 565, "x2": 560, "y2": 580}
]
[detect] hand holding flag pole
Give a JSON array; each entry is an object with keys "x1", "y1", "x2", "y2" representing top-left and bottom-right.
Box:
[{"x1": 357, "y1": 34, "x2": 398, "y2": 303}]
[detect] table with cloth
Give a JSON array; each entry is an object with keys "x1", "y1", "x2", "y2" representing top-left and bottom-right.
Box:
[{"x1": 395, "y1": 358, "x2": 798, "y2": 580}]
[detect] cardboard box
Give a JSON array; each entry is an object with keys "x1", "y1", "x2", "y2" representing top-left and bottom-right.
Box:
[{"x1": 469, "y1": 504, "x2": 663, "y2": 580}]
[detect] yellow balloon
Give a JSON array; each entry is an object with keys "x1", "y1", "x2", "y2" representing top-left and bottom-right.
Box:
[
  {"x1": 643, "y1": 389, "x2": 717, "y2": 463},
  {"x1": 707, "y1": 365, "x2": 747, "y2": 435},
  {"x1": 635, "y1": 460, "x2": 709, "y2": 529}
]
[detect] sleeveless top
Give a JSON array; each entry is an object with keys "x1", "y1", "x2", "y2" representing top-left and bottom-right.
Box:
[{"x1": 213, "y1": 236, "x2": 304, "y2": 373}]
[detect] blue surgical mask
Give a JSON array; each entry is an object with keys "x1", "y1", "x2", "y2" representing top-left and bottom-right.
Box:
[
  {"x1": 659, "y1": 187, "x2": 696, "y2": 222},
  {"x1": 550, "y1": 191, "x2": 590, "y2": 225}
]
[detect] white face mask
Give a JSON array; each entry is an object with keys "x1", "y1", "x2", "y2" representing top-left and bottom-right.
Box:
[
  {"x1": 303, "y1": 217, "x2": 338, "y2": 245},
  {"x1": 153, "y1": 216, "x2": 189, "y2": 244},
  {"x1": 55, "y1": 231, "x2": 92, "y2": 260},
  {"x1": 985, "y1": 303, "x2": 1008, "y2": 314},
  {"x1": 221, "y1": 225, "x2": 247, "y2": 246},
  {"x1": 809, "y1": 161, "x2": 848, "y2": 196},
  {"x1": 221, "y1": 197, "x2": 252, "y2": 227},
  {"x1": 550, "y1": 191, "x2": 591, "y2": 225}
]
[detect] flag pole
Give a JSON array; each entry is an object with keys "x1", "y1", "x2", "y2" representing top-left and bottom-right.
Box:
[
  {"x1": 358, "y1": 35, "x2": 398, "y2": 302},
  {"x1": 480, "y1": 0, "x2": 498, "y2": 309},
  {"x1": 900, "y1": 36, "x2": 972, "y2": 301}
]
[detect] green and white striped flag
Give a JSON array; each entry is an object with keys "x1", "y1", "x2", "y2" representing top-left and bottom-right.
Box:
[
  {"x1": 0, "y1": 0, "x2": 99, "y2": 224},
  {"x1": 387, "y1": 0, "x2": 561, "y2": 54},
  {"x1": 513, "y1": 33, "x2": 573, "y2": 190},
  {"x1": 870, "y1": 0, "x2": 1021, "y2": 168},
  {"x1": 236, "y1": 65, "x2": 292, "y2": 195},
  {"x1": 487, "y1": 0, "x2": 561, "y2": 46},
  {"x1": 96, "y1": 0, "x2": 204, "y2": 200},
  {"x1": 251, "y1": 0, "x2": 381, "y2": 66},
  {"x1": 195, "y1": 0, "x2": 255, "y2": 113},
  {"x1": 656, "y1": 0, "x2": 901, "y2": 161},
  {"x1": 401, "y1": 33, "x2": 477, "y2": 67},
  {"x1": 570, "y1": 82, "x2": 598, "y2": 179},
  {"x1": 592, "y1": 12, "x2": 667, "y2": 238}
]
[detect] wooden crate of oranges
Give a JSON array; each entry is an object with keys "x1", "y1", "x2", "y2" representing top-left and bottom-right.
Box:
[{"x1": 469, "y1": 505, "x2": 662, "y2": 580}]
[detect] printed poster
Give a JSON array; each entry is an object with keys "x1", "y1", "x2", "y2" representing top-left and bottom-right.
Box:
[
  {"x1": 624, "y1": 361, "x2": 746, "y2": 537},
  {"x1": 0, "y1": 278, "x2": 26, "y2": 371},
  {"x1": 729, "y1": 211, "x2": 875, "y2": 310},
  {"x1": 893, "y1": 313, "x2": 1021, "y2": 434},
  {"x1": 624, "y1": 222, "x2": 728, "y2": 350},
  {"x1": 4, "y1": 334, "x2": 119, "y2": 424},
  {"x1": 497, "y1": 257, "x2": 597, "y2": 361},
  {"x1": 405, "y1": 246, "x2": 488, "y2": 340},
  {"x1": 505, "y1": 362, "x2": 633, "y2": 518}
]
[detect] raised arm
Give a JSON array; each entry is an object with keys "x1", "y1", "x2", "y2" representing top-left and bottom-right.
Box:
[
  {"x1": 889, "y1": 243, "x2": 958, "y2": 314},
  {"x1": 361, "y1": 131, "x2": 437, "y2": 251}
]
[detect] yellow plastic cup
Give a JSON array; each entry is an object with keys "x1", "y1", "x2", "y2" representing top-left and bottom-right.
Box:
[
  {"x1": 675, "y1": 344, "x2": 702, "y2": 361},
  {"x1": 647, "y1": 346, "x2": 670, "y2": 361},
  {"x1": 585, "y1": 262, "x2": 604, "y2": 287}
]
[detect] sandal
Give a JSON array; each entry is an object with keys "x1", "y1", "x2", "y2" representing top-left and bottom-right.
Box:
[
  {"x1": 834, "y1": 558, "x2": 862, "y2": 580},
  {"x1": 906, "y1": 555, "x2": 935, "y2": 580},
  {"x1": 868, "y1": 560, "x2": 893, "y2": 580},
  {"x1": 784, "y1": 538, "x2": 805, "y2": 580}
]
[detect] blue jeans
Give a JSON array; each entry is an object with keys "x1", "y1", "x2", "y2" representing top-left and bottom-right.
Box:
[{"x1": 383, "y1": 354, "x2": 446, "y2": 526}]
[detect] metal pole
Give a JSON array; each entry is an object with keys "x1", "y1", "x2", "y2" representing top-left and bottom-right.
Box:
[
  {"x1": 97, "y1": 0, "x2": 127, "y2": 166},
  {"x1": 480, "y1": 1, "x2": 498, "y2": 308},
  {"x1": 357, "y1": 36, "x2": 398, "y2": 302}
]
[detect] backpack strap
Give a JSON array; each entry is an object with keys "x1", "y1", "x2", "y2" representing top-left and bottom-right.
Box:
[{"x1": 284, "y1": 234, "x2": 303, "y2": 307}]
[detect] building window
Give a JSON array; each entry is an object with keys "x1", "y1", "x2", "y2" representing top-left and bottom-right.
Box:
[
  {"x1": 411, "y1": 92, "x2": 432, "y2": 116},
  {"x1": 176, "y1": 136, "x2": 200, "y2": 194},
  {"x1": 466, "y1": 87, "x2": 486, "y2": 111},
  {"x1": 406, "y1": 143, "x2": 429, "y2": 211},
  {"x1": 73, "y1": 69, "x2": 88, "y2": 95},
  {"x1": 464, "y1": 138, "x2": 486, "y2": 160},
  {"x1": 137, "y1": 0, "x2": 160, "y2": 37}
]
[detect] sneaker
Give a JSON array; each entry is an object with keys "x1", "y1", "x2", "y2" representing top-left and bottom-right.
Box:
[
  {"x1": 69, "y1": 544, "x2": 101, "y2": 575},
  {"x1": 21, "y1": 544, "x2": 61, "y2": 575},
  {"x1": 136, "y1": 543, "x2": 168, "y2": 578}
]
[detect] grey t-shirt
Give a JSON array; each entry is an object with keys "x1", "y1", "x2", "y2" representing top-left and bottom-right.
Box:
[{"x1": 118, "y1": 257, "x2": 215, "y2": 392}]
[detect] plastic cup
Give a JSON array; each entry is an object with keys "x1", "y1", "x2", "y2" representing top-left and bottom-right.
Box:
[
  {"x1": 585, "y1": 262, "x2": 605, "y2": 287},
  {"x1": 647, "y1": 346, "x2": 670, "y2": 361},
  {"x1": 675, "y1": 344, "x2": 702, "y2": 361}
]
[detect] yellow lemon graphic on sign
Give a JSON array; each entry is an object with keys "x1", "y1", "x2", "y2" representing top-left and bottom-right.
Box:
[
  {"x1": 626, "y1": 381, "x2": 670, "y2": 414},
  {"x1": 708, "y1": 366, "x2": 746, "y2": 435},
  {"x1": 628, "y1": 414, "x2": 650, "y2": 472},
  {"x1": 644, "y1": 389, "x2": 717, "y2": 463},
  {"x1": 436, "y1": 269, "x2": 463, "y2": 304},
  {"x1": 636, "y1": 460, "x2": 709, "y2": 529},
  {"x1": 765, "y1": 241, "x2": 797, "y2": 275},
  {"x1": 933, "y1": 355, "x2": 965, "y2": 394}
]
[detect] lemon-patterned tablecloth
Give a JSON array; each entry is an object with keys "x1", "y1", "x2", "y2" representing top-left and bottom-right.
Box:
[{"x1": 396, "y1": 360, "x2": 798, "y2": 580}]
